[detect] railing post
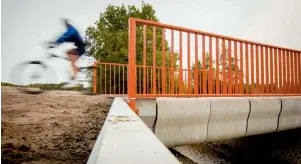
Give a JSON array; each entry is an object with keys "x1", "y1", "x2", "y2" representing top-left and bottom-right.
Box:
[
  {"x1": 128, "y1": 18, "x2": 138, "y2": 115},
  {"x1": 93, "y1": 62, "x2": 97, "y2": 94}
]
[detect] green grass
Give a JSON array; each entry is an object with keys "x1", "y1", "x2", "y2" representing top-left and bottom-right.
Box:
[{"x1": 1, "y1": 82, "x2": 86, "y2": 91}]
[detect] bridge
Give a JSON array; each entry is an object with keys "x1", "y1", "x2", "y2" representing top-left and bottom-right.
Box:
[{"x1": 88, "y1": 18, "x2": 301, "y2": 163}]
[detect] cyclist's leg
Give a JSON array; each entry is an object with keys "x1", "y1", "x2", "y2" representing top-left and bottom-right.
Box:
[
  {"x1": 61, "y1": 47, "x2": 84, "y2": 89},
  {"x1": 66, "y1": 49, "x2": 80, "y2": 80}
]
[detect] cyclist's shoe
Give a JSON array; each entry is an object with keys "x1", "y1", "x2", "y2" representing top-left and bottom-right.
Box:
[{"x1": 61, "y1": 80, "x2": 81, "y2": 89}]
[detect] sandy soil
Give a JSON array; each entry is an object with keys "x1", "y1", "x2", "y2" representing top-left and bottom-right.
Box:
[
  {"x1": 2, "y1": 86, "x2": 301, "y2": 164},
  {"x1": 1, "y1": 87, "x2": 113, "y2": 164}
]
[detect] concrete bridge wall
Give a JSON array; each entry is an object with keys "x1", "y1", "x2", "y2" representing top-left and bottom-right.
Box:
[
  {"x1": 88, "y1": 96, "x2": 301, "y2": 163},
  {"x1": 137, "y1": 97, "x2": 301, "y2": 148}
]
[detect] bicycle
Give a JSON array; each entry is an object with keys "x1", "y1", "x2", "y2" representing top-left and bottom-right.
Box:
[{"x1": 9, "y1": 42, "x2": 96, "y2": 95}]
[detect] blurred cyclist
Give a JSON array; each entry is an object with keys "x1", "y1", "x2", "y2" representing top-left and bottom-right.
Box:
[{"x1": 49, "y1": 18, "x2": 86, "y2": 89}]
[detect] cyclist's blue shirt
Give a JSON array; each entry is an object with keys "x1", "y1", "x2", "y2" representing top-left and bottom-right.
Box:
[{"x1": 55, "y1": 25, "x2": 85, "y2": 48}]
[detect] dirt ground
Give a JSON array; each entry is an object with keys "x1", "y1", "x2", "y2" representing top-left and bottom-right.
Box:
[
  {"x1": 1, "y1": 86, "x2": 113, "y2": 164},
  {"x1": 2, "y1": 86, "x2": 301, "y2": 164}
]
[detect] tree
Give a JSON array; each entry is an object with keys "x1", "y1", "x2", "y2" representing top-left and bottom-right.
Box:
[
  {"x1": 85, "y1": 2, "x2": 179, "y2": 93},
  {"x1": 85, "y1": 1, "x2": 163, "y2": 64},
  {"x1": 218, "y1": 45, "x2": 239, "y2": 72},
  {"x1": 189, "y1": 45, "x2": 243, "y2": 94}
]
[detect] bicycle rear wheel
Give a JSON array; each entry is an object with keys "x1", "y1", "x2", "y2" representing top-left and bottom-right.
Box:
[{"x1": 9, "y1": 60, "x2": 58, "y2": 94}]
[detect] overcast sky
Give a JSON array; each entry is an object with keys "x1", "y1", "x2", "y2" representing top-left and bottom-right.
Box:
[{"x1": 2, "y1": 0, "x2": 301, "y2": 84}]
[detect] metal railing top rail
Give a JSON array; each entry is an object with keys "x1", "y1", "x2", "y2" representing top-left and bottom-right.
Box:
[{"x1": 132, "y1": 18, "x2": 301, "y2": 53}]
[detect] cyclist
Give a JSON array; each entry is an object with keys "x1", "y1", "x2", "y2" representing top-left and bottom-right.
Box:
[{"x1": 49, "y1": 18, "x2": 86, "y2": 89}]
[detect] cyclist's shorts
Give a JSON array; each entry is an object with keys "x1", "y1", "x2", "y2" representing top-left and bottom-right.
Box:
[{"x1": 75, "y1": 45, "x2": 86, "y2": 56}]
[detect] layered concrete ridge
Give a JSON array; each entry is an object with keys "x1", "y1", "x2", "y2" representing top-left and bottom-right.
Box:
[
  {"x1": 206, "y1": 97, "x2": 250, "y2": 142},
  {"x1": 155, "y1": 98, "x2": 210, "y2": 148},
  {"x1": 137, "y1": 97, "x2": 301, "y2": 148},
  {"x1": 246, "y1": 97, "x2": 281, "y2": 136},
  {"x1": 87, "y1": 97, "x2": 180, "y2": 164},
  {"x1": 278, "y1": 97, "x2": 301, "y2": 131}
]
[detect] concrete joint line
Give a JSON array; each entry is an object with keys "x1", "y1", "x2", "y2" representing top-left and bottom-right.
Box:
[
  {"x1": 244, "y1": 98, "x2": 252, "y2": 136},
  {"x1": 276, "y1": 99, "x2": 283, "y2": 132},
  {"x1": 204, "y1": 101, "x2": 212, "y2": 143},
  {"x1": 153, "y1": 101, "x2": 158, "y2": 134}
]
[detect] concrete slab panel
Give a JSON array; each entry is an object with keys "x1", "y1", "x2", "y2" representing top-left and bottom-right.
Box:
[
  {"x1": 87, "y1": 97, "x2": 180, "y2": 164},
  {"x1": 278, "y1": 97, "x2": 301, "y2": 131},
  {"x1": 136, "y1": 98, "x2": 157, "y2": 131},
  {"x1": 206, "y1": 97, "x2": 250, "y2": 142},
  {"x1": 246, "y1": 97, "x2": 281, "y2": 136},
  {"x1": 155, "y1": 98, "x2": 210, "y2": 148}
]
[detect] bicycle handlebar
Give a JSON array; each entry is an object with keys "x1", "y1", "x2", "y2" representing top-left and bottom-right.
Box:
[
  {"x1": 49, "y1": 54, "x2": 70, "y2": 61},
  {"x1": 43, "y1": 41, "x2": 57, "y2": 49}
]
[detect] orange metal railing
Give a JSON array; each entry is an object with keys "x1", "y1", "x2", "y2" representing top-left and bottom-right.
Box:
[
  {"x1": 93, "y1": 62, "x2": 128, "y2": 95},
  {"x1": 128, "y1": 17, "x2": 301, "y2": 113}
]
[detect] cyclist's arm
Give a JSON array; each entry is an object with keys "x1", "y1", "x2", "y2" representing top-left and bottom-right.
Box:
[{"x1": 55, "y1": 27, "x2": 76, "y2": 44}]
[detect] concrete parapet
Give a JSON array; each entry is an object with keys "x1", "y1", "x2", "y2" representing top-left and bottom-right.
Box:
[
  {"x1": 136, "y1": 98, "x2": 157, "y2": 131},
  {"x1": 155, "y1": 98, "x2": 210, "y2": 148},
  {"x1": 87, "y1": 97, "x2": 180, "y2": 164},
  {"x1": 246, "y1": 97, "x2": 281, "y2": 136},
  {"x1": 206, "y1": 97, "x2": 250, "y2": 142},
  {"x1": 278, "y1": 97, "x2": 301, "y2": 131}
]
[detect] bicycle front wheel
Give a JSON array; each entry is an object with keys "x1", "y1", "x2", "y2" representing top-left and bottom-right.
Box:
[{"x1": 9, "y1": 60, "x2": 58, "y2": 92}]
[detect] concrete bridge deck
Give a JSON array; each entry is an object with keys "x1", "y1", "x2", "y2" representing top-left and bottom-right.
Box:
[{"x1": 88, "y1": 96, "x2": 301, "y2": 163}]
